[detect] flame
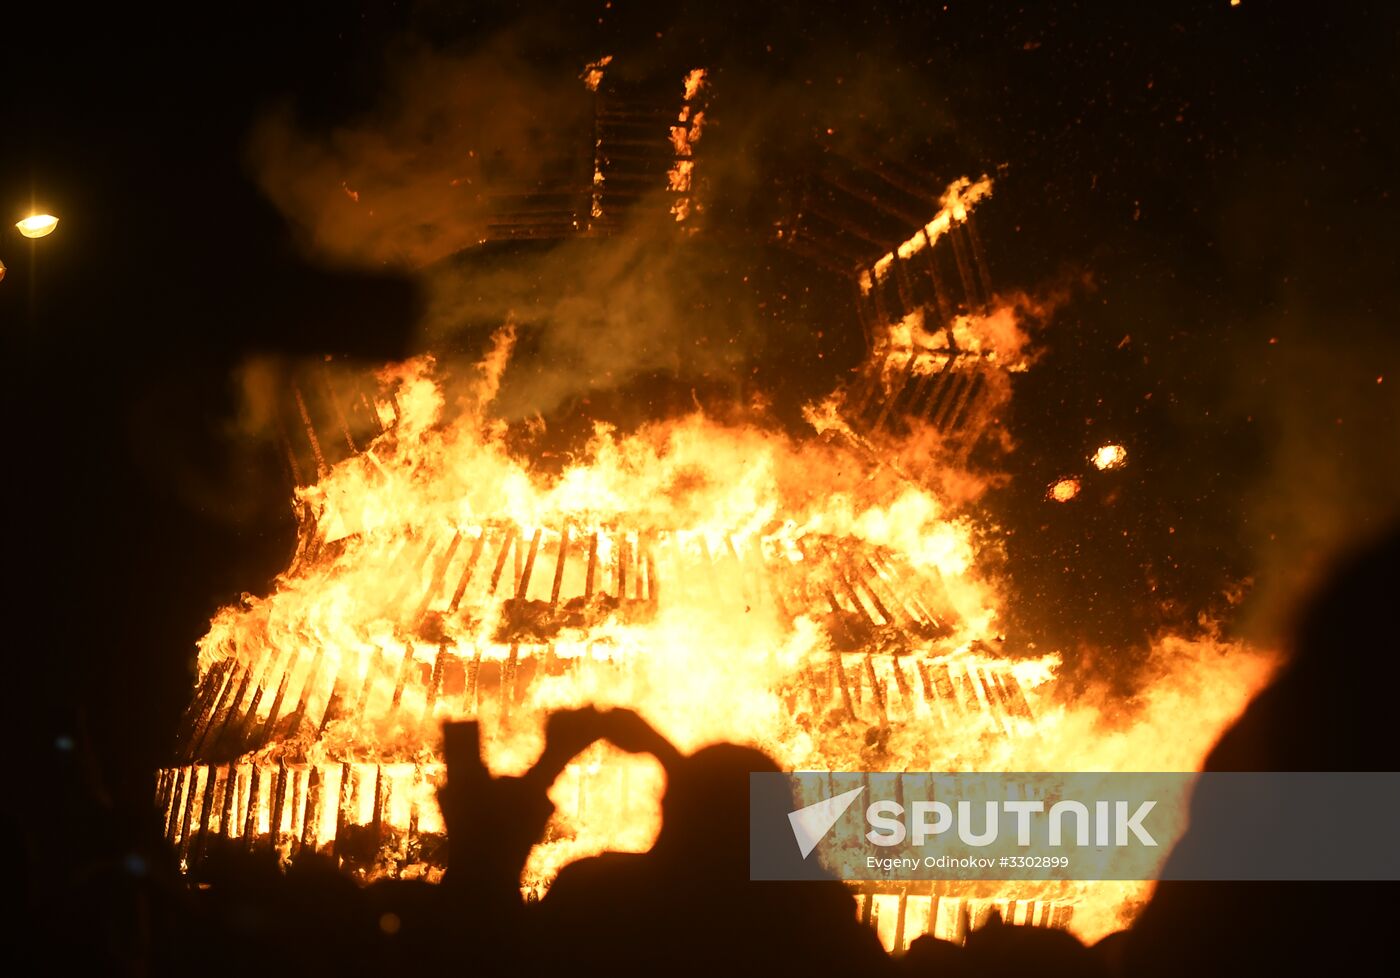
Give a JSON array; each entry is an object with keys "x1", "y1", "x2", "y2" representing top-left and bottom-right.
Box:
[
  {"x1": 580, "y1": 55, "x2": 613, "y2": 93},
  {"x1": 160, "y1": 334, "x2": 1275, "y2": 949},
  {"x1": 16, "y1": 214, "x2": 59, "y2": 238},
  {"x1": 161, "y1": 168, "x2": 1273, "y2": 947},
  {"x1": 867, "y1": 176, "x2": 994, "y2": 288},
  {"x1": 681, "y1": 68, "x2": 707, "y2": 103},
  {"x1": 669, "y1": 69, "x2": 707, "y2": 222}
]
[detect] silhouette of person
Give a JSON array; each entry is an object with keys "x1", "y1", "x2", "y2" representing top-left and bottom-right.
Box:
[
  {"x1": 533, "y1": 714, "x2": 889, "y2": 976},
  {"x1": 1124, "y1": 526, "x2": 1400, "y2": 977}
]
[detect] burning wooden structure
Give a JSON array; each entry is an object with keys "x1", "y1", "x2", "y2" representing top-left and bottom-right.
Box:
[{"x1": 157, "y1": 63, "x2": 1089, "y2": 951}]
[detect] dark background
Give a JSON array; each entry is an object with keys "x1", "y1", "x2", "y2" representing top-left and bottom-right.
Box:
[{"x1": 4, "y1": 1, "x2": 1397, "y2": 820}]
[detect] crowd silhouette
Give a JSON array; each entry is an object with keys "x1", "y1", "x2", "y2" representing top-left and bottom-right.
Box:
[{"x1": 25, "y1": 527, "x2": 1399, "y2": 976}]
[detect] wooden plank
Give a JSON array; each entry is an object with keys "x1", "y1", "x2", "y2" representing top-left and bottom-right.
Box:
[
  {"x1": 242, "y1": 764, "x2": 262, "y2": 848},
  {"x1": 447, "y1": 529, "x2": 488, "y2": 613},
  {"x1": 201, "y1": 663, "x2": 253, "y2": 758},
  {"x1": 174, "y1": 661, "x2": 230, "y2": 755},
  {"x1": 390, "y1": 644, "x2": 415, "y2": 712},
  {"x1": 832, "y1": 652, "x2": 858, "y2": 722},
  {"x1": 177, "y1": 767, "x2": 200, "y2": 860},
  {"x1": 584, "y1": 531, "x2": 599, "y2": 599},
  {"x1": 415, "y1": 529, "x2": 463, "y2": 621},
  {"x1": 320, "y1": 362, "x2": 359, "y2": 454},
  {"x1": 301, "y1": 766, "x2": 322, "y2": 851},
  {"x1": 292, "y1": 382, "x2": 328, "y2": 479},
  {"x1": 164, "y1": 767, "x2": 187, "y2": 841},
  {"x1": 424, "y1": 644, "x2": 447, "y2": 723},
  {"x1": 187, "y1": 661, "x2": 239, "y2": 760},
  {"x1": 487, "y1": 526, "x2": 518, "y2": 596},
  {"x1": 550, "y1": 525, "x2": 570, "y2": 605},
  {"x1": 518, "y1": 528, "x2": 543, "y2": 598}
]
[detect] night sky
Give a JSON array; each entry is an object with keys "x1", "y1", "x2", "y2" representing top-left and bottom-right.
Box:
[{"x1": 6, "y1": 1, "x2": 1397, "y2": 811}]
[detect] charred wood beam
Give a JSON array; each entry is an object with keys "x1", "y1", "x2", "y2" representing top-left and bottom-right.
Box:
[
  {"x1": 255, "y1": 666, "x2": 293, "y2": 750},
  {"x1": 241, "y1": 766, "x2": 262, "y2": 849},
  {"x1": 964, "y1": 218, "x2": 995, "y2": 303},
  {"x1": 333, "y1": 762, "x2": 351, "y2": 867},
  {"x1": 831, "y1": 651, "x2": 857, "y2": 722},
  {"x1": 292, "y1": 383, "x2": 328, "y2": 480},
  {"x1": 502, "y1": 644, "x2": 521, "y2": 723},
  {"x1": 518, "y1": 528, "x2": 543, "y2": 599},
  {"x1": 931, "y1": 370, "x2": 976, "y2": 431},
  {"x1": 864, "y1": 655, "x2": 890, "y2": 727},
  {"x1": 550, "y1": 525, "x2": 571, "y2": 605},
  {"x1": 803, "y1": 201, "x2": 892, "y2": 252},
  {"x1": 779, "y1": 235, "x2": 863, "y2": 277},
  {"x1": 584, "y1": 532, "x2": 599, "y2": 599},
  {"x1": 424, "y1": 644, "x2": 447, "y2": 723},
  {"x1": 487, "y1": 526, "x2": 518, "y2": 596},
  {"x1": 178, "y1": 660, "x2": 233, "y2": 758},
  {"x1": 197, "y1": 663, "x2": 251, "y2": 759},
  {"x1": 218, "y1": 763, "x2": 238, "y2": 841},
  {"x1": 448, "y1": 530, "x2": 489, "y2": 613},
  {"x1": 278, "y1": 646, "x2": 325, "y2": 747},
  {"x1": 370, "y1": 764, "x2": 384, "y2": 853},
  {"x1": 415, "y1": 530, "x2": 463, "y2": 623},
  {"x1": 947, "y1": 224, "x2": 982, "y2": 314},
  {"x1": 177, "y1": 768, "x2": 199, "y2": 861},
  {"x1": 319, "y1": 363, "x2": 359, "y2": 455},
  {"x1": 948, "y1": 371, "x2": 987, "y2": 433},
  {"x1": 164, "y1": 768, "x2": 187, "y2": 841},
  {"x1": 193, "y1": 766, "x2": 219, "y2": 866},
  {"x1": 868, "y1": 353, "x2": 920, "y2": 435},
  {"x1": 390, "y1": 644, "x2": 415, "y2": 713},
  {"x1": 643, "y1": 538, "x2": 659, "y2": 606},
  {"x1": 301, "y1": 766, "x2": 322, "y2": 851},
  {"x1": 823, "y1": 171, "x2": 931, "y2": 228}
]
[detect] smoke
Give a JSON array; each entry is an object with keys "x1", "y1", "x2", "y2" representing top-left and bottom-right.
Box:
[
  {"x1": 1206, "y1": 131, "x2": 1400, "y2": 642},
  {"x1": 1229, "y1": 324, "x2": 1400, "y2": 641},
  {"x1": 243, "y1": 13, "x2": 974, "y2": 425},
  {"x1": 247, "y1": 33, "x2": 590, "y2": 270},
  {"x1": 245, "y1": 28, "x2": 764, "y2": 422}
]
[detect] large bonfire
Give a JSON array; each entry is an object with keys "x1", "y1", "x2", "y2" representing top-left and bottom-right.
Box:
[{"x1": 159, "y1": 181, "x2": 1275, "y2": 949}]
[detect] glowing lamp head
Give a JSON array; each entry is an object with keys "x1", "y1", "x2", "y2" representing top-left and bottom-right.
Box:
[
  {"x1": 1048, "y1": 478, "x2": 1081, "y2": 503},
  {"x1": 16, "y1": 214, "x2": 59, "y2": 238}
]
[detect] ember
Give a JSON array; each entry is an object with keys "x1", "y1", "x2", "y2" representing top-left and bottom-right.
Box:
[{"x1": 1092, "y1": 444, "x2": 1128, "y2": 471}]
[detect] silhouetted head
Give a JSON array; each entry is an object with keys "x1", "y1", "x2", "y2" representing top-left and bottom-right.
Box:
[
  {"x1": 1206, "y1": 524, "x2": 1400, "y2": 772},
  {"x1": 1291, "y1": 524, "x2": 1399, "y2": 674},
  {"x1": 653, "y1": 743, "x2": 783, "y2": 873}
]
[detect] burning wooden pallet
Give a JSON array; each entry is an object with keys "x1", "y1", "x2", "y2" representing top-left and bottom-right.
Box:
[
  {"x1": 158, "y1": 515, "x2": 1046, "y2": 874},
  {"x1": 857, "y1": 884, "x2": 1076, "y2": 952}
]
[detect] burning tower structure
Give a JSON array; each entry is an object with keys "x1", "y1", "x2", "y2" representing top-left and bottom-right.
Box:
[{"x1": 159, "y1": 59, "x2": 1125, "y2": 948}]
